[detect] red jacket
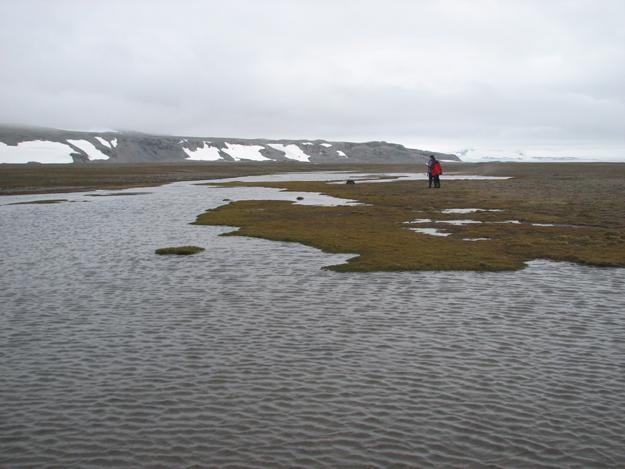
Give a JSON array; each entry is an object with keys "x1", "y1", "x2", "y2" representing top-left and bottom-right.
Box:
[{"x1": 431, "y1": 161, "x2": 442, "y2": 176}]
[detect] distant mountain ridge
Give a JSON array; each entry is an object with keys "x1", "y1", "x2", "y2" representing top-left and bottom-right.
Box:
[{"x1": 0, "y1": 125, "x2": 460, "y2": 164}]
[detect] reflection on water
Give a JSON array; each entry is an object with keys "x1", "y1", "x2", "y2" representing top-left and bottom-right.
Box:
[{"x1": 1, "y1": 176, "x2": 625, "y2": 467}]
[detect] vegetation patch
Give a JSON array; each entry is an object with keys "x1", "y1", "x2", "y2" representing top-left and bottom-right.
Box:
[
  {"x1": 85, "y1": 192, "x2": 151, "y2": 197},
  {"x1": 8, "y1": 199, "x2": 68, "y2": 205},
  {"x1": 193, "y1": 163, "x2": 625, "y2": 272},
  {"x1": 0, "y1": 161, "x2": 422, "y2": 195},
  {"x1": 155, "y1": 246, "x2": 205, "y2": 255}
]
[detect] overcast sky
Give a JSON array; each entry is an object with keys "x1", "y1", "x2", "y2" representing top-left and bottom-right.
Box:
[{"x1": 1, "y1": 0, "x2": 624, "y2": 159}]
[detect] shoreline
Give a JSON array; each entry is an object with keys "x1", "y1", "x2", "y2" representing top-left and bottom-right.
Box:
[
  {"x1": 192, "y1": 163, "x2": 625, "y2": 271},
  {"x1": 2, "y1": 161, "x2": 623, "y2": 196}
]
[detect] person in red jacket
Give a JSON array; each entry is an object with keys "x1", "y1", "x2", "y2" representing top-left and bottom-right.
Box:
[{"x1": 430, "y1": 157, "x2": 443, "y2": 188}]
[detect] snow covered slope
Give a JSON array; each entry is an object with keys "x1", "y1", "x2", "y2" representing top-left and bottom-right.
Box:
[
  {"x1": 0, "y1": 125, "x2": 460, "y2": 164},
  {"x1": 0, "y1": 140, "x2": 75, "y2": 164}
]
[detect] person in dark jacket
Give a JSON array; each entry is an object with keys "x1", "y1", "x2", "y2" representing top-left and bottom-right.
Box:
[
  {"x1": 427, "y1": 155, "x2": 436, "y2": 188},
  {"x1": 431, "y1": 158, "x2": 442, "y2": 188}
]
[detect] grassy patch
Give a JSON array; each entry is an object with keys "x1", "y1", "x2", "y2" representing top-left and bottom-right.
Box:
[
  {"x1": 155, "y1": 246, "x2": 205, "y2": 255},
  {"x1": 193, "y1": 163, "x2": 625, "y2": 272}
]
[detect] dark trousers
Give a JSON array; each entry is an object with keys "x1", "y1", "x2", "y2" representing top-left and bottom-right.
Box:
[
  {"x1": 433, "y1": 175, "x2": 440, "y2": 188},
  {"x1": 428, "y1": 173, "x2": 434, "y2": 188}
]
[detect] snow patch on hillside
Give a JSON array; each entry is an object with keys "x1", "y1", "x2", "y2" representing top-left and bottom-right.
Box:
[
  {"x1": 96, "y1": 137, "x2": 111, "y2": 148},
  {"x1": 95, "y1": 137, "x2": 118, "y2": 149},
  {"x1": 268, "y1": 143, "x2": 311, "y2": 162},
  {"x1": 222, "y1": 143, "x2": 270, "y2": 161},
  {"x1": 67, "y1": 139, "x2": 110, "y2": 160},
  {"x1": 321, "y1": 143, "x2": 332, "y2": 148},
  {"x1": 184, "y1": 142, "x2": 222, "y2": 161},
  {"x1": 0, "y1": 140, "x2": 74, "y2": 164},
  {"x1": 337, "y1": 150, "x2": 347, "y2": 157}
]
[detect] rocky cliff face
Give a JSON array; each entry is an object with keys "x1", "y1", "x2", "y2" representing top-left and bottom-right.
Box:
[{"x1": 0, "y1": 126, "x2": 460, "y2": 164}]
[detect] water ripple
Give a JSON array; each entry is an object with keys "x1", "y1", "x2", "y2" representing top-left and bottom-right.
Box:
[{"x1": 1, "y1": 178, "x2": 625, "y2": 467}]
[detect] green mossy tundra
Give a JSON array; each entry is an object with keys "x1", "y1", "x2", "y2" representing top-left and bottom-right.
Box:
[
  {"x1": 193, "y1": 164, "x2": 625, "y2": 272},
  {"x1": 155, "y1": 246, "x2": 205, "y2": 256}
]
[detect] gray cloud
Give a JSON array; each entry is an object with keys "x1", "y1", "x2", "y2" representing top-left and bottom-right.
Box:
[{"x1": 1, "y1": 0, "x2": 624, "y2": 158}]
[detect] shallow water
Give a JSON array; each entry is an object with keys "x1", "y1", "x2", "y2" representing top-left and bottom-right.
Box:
[
  {"x1": 1, "y1": 175, "x2": 625, "y2": 468},
  {"x1": 209, "y1": 170, "x2": 510, "y2": 185}
]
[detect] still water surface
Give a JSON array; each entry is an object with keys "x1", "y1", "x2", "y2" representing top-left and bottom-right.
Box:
[{"x1": 1, "y1": 174, "x2": 624, "y2": 467}]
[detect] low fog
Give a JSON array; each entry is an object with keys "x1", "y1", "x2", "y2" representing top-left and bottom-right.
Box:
[{"x1": 1, "y1": 0, "x2": 624, "y2": 159}]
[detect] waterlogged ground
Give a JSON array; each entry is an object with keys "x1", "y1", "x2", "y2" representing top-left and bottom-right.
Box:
[{"x1": 1, "y1": 174, "x2": 625, "y2": 467}]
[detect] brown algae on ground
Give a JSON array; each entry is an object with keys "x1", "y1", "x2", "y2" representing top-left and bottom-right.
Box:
[
  {"x1": 155, "y1": 246, "x2": 205, "y2": 255},
  {"x1": 193, "y1": 164, "x2": 625, "y2": 272}
]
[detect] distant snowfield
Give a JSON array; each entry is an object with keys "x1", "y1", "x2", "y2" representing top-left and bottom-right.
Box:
[
  {"x1": 95, "y1": 137, "x2": 117, "y2": 149},
  {"x1": 337, "y1": 150, "x2": 347, "y2": 157},
  {"x1": 0, "y1": 138, "x2": 115, "y2": 163},
  {"x1": 449, "y1": 145, "x2": 625, "y2": 162},
  {"x1": 222, "y1": 143, "x2": 270, "y2": 161},
  {"x1": 184, "y1": 142, "x2": 222, "y2": 161},
  {"x1": 0, "y1": 140, "x2": 74, "y2": 164},
  {"x1": 268, "y1": 143, "x2": 311, "y2": 162},
  {"x1": 321, "y1": 143, "x2": 332, "y2": 148},
  {"x1": 67, "y1": 139, "x2": 109, "y2": 160}
]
